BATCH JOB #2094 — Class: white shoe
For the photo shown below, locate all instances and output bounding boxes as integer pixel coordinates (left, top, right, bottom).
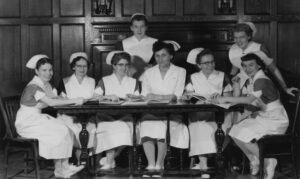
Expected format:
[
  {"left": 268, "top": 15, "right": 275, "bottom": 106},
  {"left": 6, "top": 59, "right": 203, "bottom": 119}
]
[
  {"left": 264, "top": 158, "right": 277, "bottom": 179},
  {"left": 201, "top": 173, "right": 210, "bottom": 178},
  {"left": 192, "top": 164, "right": 200, "bottom": 170},
  {"left": 100, "top": 164, "right": 113, "bottom": 170},
  {"left": 68, "top": 164, "right": 84, "bottom": 172},
  {"left": 192, "top": 163, "right": 208, "bottom": 171},
  {"left": 99, "top": 157, "right": 116, "bottom": 168}
]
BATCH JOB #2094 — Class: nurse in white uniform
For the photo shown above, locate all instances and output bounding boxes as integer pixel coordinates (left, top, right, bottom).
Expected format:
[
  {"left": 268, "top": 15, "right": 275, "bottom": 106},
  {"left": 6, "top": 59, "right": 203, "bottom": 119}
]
[
  {"left": 58, "top": 52, "right": 98, "bottom": 162},
  {"left": 229, "top": 22, "right": 296, "bottom": 96},
  {"left": 115, "top": 13, "right": 157, "bottom": 79},
  {"left": 15, "top": 55, "right": 84, "bottom": 178},
  {"left": 213, "top": 53, "right": 289, "bottom": 179},
  {"left": 184, "top": 48, "right": 232, "bottom": 171},
  {"left": 140, "top": 41, "right": 189, "bottom": 170},
  {"left": 94, "top": 51, "right": 138, "bottom": 169}
]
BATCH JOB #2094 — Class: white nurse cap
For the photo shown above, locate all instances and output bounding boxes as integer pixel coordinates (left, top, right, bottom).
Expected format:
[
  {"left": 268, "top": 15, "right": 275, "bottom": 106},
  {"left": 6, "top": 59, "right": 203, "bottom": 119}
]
[
  {"left": 26, "top": 54, "right": 49, "bottom": 69},
  {"left": 186, "top": 48, "right": 204, "bottom": 65},
  {"left": 106, "top": 50, "right": 124, "bottom": 65},
  {"left": 163, "top": 40, "right": 181, "bottom": 52},
  {"left": 131, "top": 13, "right": 146, "bottom": 20},
  {"left": 239, "top": 21, "right": 257, "bottom": 37},
  {"left": 69, "top": 52, "right": 88, "bottom": 64}
]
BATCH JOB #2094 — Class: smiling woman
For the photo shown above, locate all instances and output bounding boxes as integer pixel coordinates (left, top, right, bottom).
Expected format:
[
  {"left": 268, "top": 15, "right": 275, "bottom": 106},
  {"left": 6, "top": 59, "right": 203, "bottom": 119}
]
[{"left": 15, "top": 54, "right": 85, "bottom": 178}]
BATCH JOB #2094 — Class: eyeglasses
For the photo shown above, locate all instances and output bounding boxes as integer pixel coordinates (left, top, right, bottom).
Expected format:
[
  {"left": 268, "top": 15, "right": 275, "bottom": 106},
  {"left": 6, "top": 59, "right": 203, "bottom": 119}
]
[
  {"left": 200, "top": 61, "right": 215, "bottom": 65},
  {"left": 116, "top": 63, "right": 129, "bottom": 67},
  {"left": 75, "top": 65, "right": 88, "bottom": 68}
]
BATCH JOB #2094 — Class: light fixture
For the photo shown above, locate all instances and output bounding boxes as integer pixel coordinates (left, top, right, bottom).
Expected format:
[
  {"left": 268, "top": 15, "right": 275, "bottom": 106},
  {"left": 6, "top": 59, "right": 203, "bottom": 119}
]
[{"left": 94, "top": 0, "right": 113, "bottom": 15}]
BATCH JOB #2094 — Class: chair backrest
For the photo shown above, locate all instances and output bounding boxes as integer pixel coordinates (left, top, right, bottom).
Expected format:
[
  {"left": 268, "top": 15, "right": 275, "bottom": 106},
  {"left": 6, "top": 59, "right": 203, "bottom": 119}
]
[
  {"left": 0, "top": 95, "right": 21, "bottom": 139},
  {"left": 282, "top": 90, "right": 300, "bottom": 136}
]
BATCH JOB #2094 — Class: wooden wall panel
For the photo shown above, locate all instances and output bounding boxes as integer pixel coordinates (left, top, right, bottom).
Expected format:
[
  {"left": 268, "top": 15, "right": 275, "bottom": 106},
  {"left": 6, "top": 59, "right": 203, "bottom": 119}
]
[
  {"left": 278, "top": 0, "right": 300, "bottom": 15},
  {"left": 278, "top": 23, "right": 300, "bottom": 76},
  {"left": 60, "top": 0, "right": 84, "bottom": 17},
  {"left": 252, "top": 23, "right": 271, "bottom": 52},
  {"left": 152, "top": 0, "right": 176, "bottom": 16},
  {"left": 245, "top": 0, "right": 270, "bottom": 15},
  {"left": 0, "top": 0, "right": 20, "bottom": 17},
  {"left": 122, "top": 0, "right": 145, "bottom": 16},
  {"left": 183, "top": 0, "right": 213, "bottom": 15},
  {"left": 0, "top": 26, "right": 21, "bottom": 81},
  {"left": 28, "top": 0, "right": 52, "bottom": 17},
  {"left": 60, "top": 25, "right": 85, "bottom": 78}
]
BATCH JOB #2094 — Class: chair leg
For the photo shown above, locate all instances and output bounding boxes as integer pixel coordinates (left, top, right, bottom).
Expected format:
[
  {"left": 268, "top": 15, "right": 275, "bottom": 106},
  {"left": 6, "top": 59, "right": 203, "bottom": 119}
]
[
  {"left": 32, "top": 142, "right": 40, "bottom": 179},
  {"left": 292, "top": 143, "right": 299, "bottom": 179},
  {"left": 241, "top": 154, "right": 246, "bottom": 174},
  {"left": 24, "top": 151, "right": 29, "bottom": 173},
  {"left": 259, "top": 143, "right": 264, "bottom": 179},
  {"left": 4, "top": 142, "right": 9, "bottom": 179},
  {"left": 179, "top": 149, "right": 184, "bottom": 170}
]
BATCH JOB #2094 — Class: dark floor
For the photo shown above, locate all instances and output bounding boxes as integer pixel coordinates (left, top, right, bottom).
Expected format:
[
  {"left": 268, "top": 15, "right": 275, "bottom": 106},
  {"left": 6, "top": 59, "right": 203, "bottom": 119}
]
[{"left": 0, "top": 149, "right": 299, "bottom": 179}]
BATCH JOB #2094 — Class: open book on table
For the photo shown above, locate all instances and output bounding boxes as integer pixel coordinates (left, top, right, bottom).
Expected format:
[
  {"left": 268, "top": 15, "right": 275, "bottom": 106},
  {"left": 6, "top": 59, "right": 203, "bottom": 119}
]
[{"left": 147, "top": 99, "right": 171, "bottom": 105}]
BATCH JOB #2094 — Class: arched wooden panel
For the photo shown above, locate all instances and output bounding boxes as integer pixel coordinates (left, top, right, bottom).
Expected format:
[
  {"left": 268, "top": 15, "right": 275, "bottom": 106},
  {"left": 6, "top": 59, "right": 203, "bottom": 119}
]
[
  {"left": 121, "top": 0, "right": 145, "bottom": 16},
  {"left": 183, "top": 0, "right": 213, "bottom": 15},
  {"left": 60, "top": 24, "right": 85, "bottom": 78},
  {"left": 0, "top": 26, "right": 21, "bottom": 81},
  {"left": 0, "top": 0, "right": 20, "bottom": 17},
  {"left": 278, "top": 0, "right": 300, "bottom": 15},
  {"left": 152, "top": 0, "right": 176, "bottom": 16},
  {"left": 60, "top": 0, "right": 84, "bottom": 17},
  {"left": 28, "top": 0, "right": 52, "bottom": 17}
]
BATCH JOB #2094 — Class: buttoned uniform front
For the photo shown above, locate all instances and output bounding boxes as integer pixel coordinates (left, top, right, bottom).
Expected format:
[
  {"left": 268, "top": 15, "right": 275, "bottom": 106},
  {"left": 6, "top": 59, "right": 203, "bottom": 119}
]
[
  {"left": 229, "top": 70, "right": 289, "bottom": 143},
  {"left": 186, "top": 70, "right": 233, "bottom": 156},
  {"left": 140, "top": 64, "right": 189, "bottom": 149},
  {"left": 229, "top": 42, "right": 273, "bottom": 88},
  {"left": 94, "top": 73, "right": 138, "bottom": 153},
  {"left": 58, "top": 74, "right": 97, "bottom": 150},
  {"left": 15, "top": 76, "right": 73, "bottom": 159}
]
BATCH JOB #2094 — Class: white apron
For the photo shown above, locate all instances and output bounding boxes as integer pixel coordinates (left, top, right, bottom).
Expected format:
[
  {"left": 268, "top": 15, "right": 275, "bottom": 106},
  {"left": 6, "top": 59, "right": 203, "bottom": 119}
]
[
  {"left": 140, "top": 65, "right": 189, "bottom": 149},
  {"left": 94, "top": 74, "right": 137, "bottom": 153},
  {"left": 187, "top": 71, "right": 233, "bottom": 156},
  {"left": 60, "top": 74, "right": 97, "bottom": 149},
  {"left": 15, "top": 76, "right": 73, "bottom": 159}
]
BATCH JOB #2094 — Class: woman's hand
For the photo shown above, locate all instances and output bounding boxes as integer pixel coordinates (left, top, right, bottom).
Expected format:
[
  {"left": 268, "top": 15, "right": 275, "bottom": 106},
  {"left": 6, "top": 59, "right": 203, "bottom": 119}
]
[
  {"left": 105, "top": 95, "right": 120, "bottom": 102},
  {"left": 231, "top": 76, "right": 240, "bottom": 84},
  {"left": 73, "top": 97, "right": 85, "bottom": 106},
  {"left": 285, "top": 87, "right": 299, "bottom": 96},
  {"left": 210, "top": 93, "right": 220, "bottom": 99}
]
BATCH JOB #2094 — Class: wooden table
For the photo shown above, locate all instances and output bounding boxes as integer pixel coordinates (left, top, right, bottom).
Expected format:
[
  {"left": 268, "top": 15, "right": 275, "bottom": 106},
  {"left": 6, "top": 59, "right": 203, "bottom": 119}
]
[{"left": 53, "top": 102, "right": 244, "bottom": 178}]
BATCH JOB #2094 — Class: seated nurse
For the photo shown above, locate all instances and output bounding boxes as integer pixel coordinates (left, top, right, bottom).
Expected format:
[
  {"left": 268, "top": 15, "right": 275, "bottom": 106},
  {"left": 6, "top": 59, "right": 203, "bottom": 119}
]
[
  {"left": 94, "top": 51, "right": 139, "bottom": 169},
  {"left": 140, "top": 41, "right": 189, "bottom": 170},
  {"left": 212, "top": 53, "right": 289, "bottom": 179},
  {"left": 184, "top": 48, "right": 233, "bottom": 170},
  {"left": 15, "top": 55, "right": 85, "bottom": 178},
  {"left": 57, "top": 52, "right": 98, "bottom": 163}
]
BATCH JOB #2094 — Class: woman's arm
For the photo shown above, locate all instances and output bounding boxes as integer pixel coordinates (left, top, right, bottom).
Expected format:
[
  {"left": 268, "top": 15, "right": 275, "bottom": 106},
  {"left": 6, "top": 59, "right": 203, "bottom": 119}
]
[
  {"left": 217, "top": 95, "right": 256, "bottom": 104},
  {"left": 40, "top": 96, "right": 84, "bottom": 106}
]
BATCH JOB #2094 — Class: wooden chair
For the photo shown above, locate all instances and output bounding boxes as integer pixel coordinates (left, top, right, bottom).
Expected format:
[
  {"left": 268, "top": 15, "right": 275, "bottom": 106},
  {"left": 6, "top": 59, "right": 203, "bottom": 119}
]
[
  {"left": 257, "top": 90, "right": 300, "bottom": 179},
  {"left": 1, "top": 95, "right": 41, "bottom": 179}
]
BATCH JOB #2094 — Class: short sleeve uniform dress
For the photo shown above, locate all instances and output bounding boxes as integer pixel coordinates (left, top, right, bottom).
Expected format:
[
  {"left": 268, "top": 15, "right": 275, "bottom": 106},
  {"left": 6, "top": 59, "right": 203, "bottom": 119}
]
[
  {"left": 140, "top": 64, "right": 189, "bottom": 149},
  {"left": 186, "top": 70, "right": 232, "bottom": 156},
  {"left": 229, "top": 70, "right": 289, "bottom": 142},
  {"left": 15, "top": 76, "right": 73, "bottom": 159}
]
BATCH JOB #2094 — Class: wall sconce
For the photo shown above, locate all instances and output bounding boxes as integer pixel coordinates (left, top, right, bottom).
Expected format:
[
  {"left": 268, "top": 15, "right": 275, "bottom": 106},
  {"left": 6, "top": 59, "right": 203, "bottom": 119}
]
[{"left": 94, "top": 0, "right": 113, "bottom": 15}]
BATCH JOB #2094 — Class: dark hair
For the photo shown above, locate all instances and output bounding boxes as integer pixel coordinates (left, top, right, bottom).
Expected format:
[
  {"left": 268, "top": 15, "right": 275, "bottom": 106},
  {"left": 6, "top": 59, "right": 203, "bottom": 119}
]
[
  {"left": 36, "top": 58, "right": 53, "bottom": 70},
  {"left": 70, "top": 56, "right": 90, "bottom": 70},
  {"left": 130, "top": 14, "right": 148, "bottom": 26},
  {"left": 196, "top": 49, "right": 214, "bottom": 65},
  {"left": 111, "top": 52, "right": 131, "bottom": 65},
  {"left": 233, "top": 23, "right": 253, "bottom": 40},
  {"left": 152, "top": 41, "right": 175, "bottom": 56},
  {"left": 241, "top": 53, "right": 265, "bottom": 70}
]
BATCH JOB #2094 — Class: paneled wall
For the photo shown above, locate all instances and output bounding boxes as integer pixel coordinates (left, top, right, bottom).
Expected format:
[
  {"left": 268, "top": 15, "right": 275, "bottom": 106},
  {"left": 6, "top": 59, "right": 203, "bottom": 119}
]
[{"left": 1, "top": 0, "right": 300, "bottom": 147}]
